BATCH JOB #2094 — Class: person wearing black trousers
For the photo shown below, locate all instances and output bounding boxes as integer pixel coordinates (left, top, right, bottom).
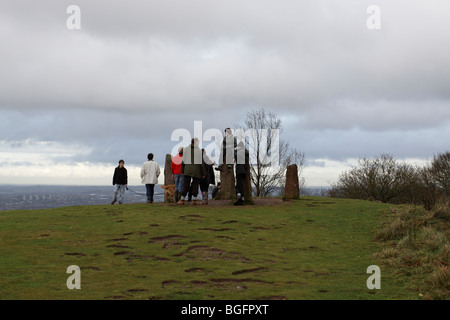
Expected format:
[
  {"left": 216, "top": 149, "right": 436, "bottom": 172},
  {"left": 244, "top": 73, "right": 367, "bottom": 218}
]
[
  {"left": 200, "top": 149, "right": 216, "bottom": 205},
  {"left": 111, "top": 159, "right": 128, "bottom": 205},
  {"left": 234, "top": 141, "right": 250, "bottom": 206}
]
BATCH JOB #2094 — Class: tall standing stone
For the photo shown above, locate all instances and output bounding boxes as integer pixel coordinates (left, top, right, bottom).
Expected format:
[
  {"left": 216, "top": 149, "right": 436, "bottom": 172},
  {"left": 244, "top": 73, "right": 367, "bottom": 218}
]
[
  {"left": 216, "top": 165, "right": 236, "bottom": 200},
  {"left": 283, "top": 164, "right": 300, "bottom": 200},
  {"left": 164, "top": 154, "right": 174, "bottom": 186},
  {"left": 164, "top": 154, "right": 175, "bottom": 203}
]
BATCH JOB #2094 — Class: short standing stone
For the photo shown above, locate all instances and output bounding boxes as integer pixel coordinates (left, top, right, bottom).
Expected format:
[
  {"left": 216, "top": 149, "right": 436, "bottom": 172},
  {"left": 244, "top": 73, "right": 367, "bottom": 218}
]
[
  {"left": 164, "top": 154, "right": 174, "bottom": 186},
  {"left": 283, "top": 164, "right": 299, "bottom": 200}
]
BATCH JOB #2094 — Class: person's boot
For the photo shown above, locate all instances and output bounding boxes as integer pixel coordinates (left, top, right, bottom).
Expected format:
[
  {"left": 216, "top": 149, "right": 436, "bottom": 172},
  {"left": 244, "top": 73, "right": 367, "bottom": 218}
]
[
  {"left": 202, "top": 191, "right": 208, "bottom": 205},
  {"left": 111, "top": 199, "right": 116, "bottom": 205},
  {"left": 233, "top": 197, "right": 244, "bottom": 206},
  {"left": 177, "top": 196, "right": 185, "bottom": 205}
]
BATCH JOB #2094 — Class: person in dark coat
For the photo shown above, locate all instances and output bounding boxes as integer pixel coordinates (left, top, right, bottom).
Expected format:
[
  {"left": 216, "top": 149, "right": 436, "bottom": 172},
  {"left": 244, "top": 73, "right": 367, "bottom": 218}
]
[
  {"left": 178, "top": 138, "right": 206, "bottom": 205},
  {"left": 216, "top": 128, "right": 237, "bottom": 173},
  {"left": 200, "top": 149, "right": 216, "bottom": 205},
  {"left": 111, "top": 159, "right": 128, "bottom": 205},
  {"left": 234, "top": 142, "right": 250, "bottom": 206}
]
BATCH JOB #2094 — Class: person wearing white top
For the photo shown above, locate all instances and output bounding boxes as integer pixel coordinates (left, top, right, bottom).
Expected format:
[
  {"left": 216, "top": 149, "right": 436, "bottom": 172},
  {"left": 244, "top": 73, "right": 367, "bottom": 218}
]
[{"left": 140, "top": 153, "right": 161, "bottom": 203}]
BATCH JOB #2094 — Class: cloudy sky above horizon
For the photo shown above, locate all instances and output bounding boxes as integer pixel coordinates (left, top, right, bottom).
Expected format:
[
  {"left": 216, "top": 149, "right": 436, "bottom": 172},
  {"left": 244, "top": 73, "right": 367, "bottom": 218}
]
[{"left": 0, "top": 0, "right": 449, "bottom": 186}]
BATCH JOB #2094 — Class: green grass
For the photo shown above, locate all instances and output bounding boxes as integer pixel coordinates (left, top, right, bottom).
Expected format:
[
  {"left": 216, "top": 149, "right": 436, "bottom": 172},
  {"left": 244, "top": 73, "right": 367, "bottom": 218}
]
[{"left": 0, "top": 197, "right": 419, "bottom": 300}]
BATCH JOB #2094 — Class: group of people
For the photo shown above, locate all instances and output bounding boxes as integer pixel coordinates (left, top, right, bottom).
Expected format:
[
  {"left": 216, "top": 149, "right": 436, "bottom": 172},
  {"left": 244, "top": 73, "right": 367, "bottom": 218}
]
[{"left": 111, "top": 128, "right": 250, "bottom": 206}]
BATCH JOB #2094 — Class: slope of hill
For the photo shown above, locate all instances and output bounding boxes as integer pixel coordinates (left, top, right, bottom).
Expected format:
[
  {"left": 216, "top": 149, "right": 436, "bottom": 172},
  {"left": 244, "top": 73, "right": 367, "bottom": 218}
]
[{"left": 0, "top": 197, "right": 419, "bottom": 300}]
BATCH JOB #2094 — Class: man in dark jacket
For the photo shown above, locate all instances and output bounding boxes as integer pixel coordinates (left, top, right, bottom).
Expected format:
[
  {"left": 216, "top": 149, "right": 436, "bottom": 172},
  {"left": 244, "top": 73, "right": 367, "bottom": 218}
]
[
  {"left": 216, "top": 128, "right": 237, "bottom": 173},
  {"left": 111, "top": 159, "right": 128, "bottom": 205},
  {"left": 178, "top": 138, "right": 206, "bottom": 205},
  {"left": 200, "top": 149, "right": 216, "bottom": 205},
  {"left": 234, "top": 142, "right": 250, "bottom": 206}
]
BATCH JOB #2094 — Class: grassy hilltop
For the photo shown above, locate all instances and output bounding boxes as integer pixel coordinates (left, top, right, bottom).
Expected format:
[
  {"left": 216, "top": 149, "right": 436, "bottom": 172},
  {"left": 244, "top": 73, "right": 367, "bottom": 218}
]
[{"left": 0, "top": 197, "right": 427, "bottom": 300}]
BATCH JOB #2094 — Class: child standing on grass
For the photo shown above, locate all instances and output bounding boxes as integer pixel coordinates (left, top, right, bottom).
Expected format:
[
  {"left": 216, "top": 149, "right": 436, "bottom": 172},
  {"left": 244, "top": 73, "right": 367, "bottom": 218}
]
[
  {"left": 111, "top": 159, "right": 128, "bottom": 205},
  {"left": 171, "top": 147, "right": 184, "bottom": 203}
]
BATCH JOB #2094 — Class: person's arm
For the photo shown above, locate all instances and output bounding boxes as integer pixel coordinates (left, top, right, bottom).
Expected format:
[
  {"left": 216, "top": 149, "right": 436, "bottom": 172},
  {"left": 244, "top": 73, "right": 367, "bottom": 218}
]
[
  {"left": 156, "top": 164, "right": 161, "bottom": 178},
  {"left": 113, "top": 168, "right": 117, "bottom": 185},
  {"left": 140, "top": 164, "right": 145, "bottom": 179},
  {"left": 125, "top": 168, "right": 128, "bottom": 186}
]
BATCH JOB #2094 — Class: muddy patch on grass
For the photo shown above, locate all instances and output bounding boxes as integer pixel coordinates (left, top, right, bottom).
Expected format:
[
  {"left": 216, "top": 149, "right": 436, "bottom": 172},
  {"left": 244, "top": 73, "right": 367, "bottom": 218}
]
[
  {"left": 104, "top": 295, "right": 127, "bottom": 300},
  {"left": 251, "top": 225, "right": 281, "bottom": 230},
  {"left": 81, "top": 266, "right": 102, "bottom": 271},
  {"left": 126, "top": 254, "right": 170, "bottom": 261},
  {"left": 257, "top": 295, "right": 287, "bottom": 300},
  {"left": 107, "top": 238, "right": 129, "bottom": 242},
  {"left": 190, "top": 280, "right": 209, "bottom": 286},
  {"left": 216, "top": 235, "right": 235, "bottom": 240},
  {"left": 175, "top": 245, "right": 250, "bottom": 262},
  {"left": 185, "top": 267, "right": 205, "bottom": 273},
  {"left": 179, "top": 214, "right": 204, "bottom": 219},
  {"left": 64, "top": 252, "right": 86, "bottom": 257},
  {"left": 231, "top": 267, "right": 268, "bottom": 275},
  {"left": 149, "top": 235, "right": 187, "bottom": 242},
  {"left": 198, "top": 228, "right": 232, "bottom": 232},
  {"left": 222, "top": 220, "right": 238, "bottom": 224},
  {"left": 39, "top": 234, "right": 50, "bottom": 237},
  {"left": 127, "top": 288, "right": 148, "bottom": 293},
  {"left": 149, "top": 234, "right": 188, "bottom": 250},
  {"left": 124, "top": 231, "right": 149, "bottom": 236},
  {"left": 210, "top": 278, "right": 273, "bottom": 284},
  {"left": 114, "top": 251, "right": 133, "bottom": 256},
  {"left": 149, "top": 224, "right": 159, "bottom": 227}
]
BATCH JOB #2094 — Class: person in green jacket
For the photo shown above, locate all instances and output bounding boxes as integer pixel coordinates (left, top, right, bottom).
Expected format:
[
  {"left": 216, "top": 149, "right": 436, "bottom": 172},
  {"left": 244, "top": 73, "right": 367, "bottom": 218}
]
[{"left": 177, "top": 137, "right": 206, "bottom": 205}]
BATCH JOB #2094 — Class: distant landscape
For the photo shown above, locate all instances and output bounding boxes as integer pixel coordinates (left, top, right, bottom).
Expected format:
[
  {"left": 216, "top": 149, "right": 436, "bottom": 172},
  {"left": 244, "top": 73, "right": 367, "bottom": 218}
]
[{"left": 0, "top": 185, "right": 331, "bottom": 211}]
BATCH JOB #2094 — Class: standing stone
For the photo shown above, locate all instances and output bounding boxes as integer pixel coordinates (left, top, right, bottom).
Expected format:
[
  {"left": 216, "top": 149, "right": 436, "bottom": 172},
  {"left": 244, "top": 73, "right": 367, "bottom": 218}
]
[
  {"left": 164, "top": 154, "right": 174, "bottom": 186},
  {"left": 216, "top": 165, "right": 236, "bottom": 200},
  {"left": 164, "top": 154, "right": 175, "bottom": 203},
  {"left": 283, "top": 164, "right": 300, "bottom": 200}
]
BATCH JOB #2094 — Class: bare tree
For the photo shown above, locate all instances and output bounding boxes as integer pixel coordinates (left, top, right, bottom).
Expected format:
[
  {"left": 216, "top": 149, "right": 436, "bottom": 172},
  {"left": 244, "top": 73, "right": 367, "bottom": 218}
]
[
  {"left": 330, "top": 154, "right": 417, "bottom": 203},
  {"left": 429, "top": 151, "right": 450, "bottom": 196},
  {"left": 235, "top": 108, "right": 305, "bottom": 197}
]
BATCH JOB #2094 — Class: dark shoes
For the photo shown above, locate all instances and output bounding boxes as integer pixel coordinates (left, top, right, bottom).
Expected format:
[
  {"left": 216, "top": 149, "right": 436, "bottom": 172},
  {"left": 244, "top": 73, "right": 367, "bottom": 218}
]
[
  {"left": 233, "top": 198, "right": 244, "bottom": 206},
  {"left": 111, "top": 200, "right": 116, "bottom": 205}
]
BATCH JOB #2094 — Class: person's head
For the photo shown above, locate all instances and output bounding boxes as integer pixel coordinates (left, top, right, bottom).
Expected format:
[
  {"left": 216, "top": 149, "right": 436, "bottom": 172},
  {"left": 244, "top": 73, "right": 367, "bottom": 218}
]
[
  {"left": 178, "top": 147, "right": 183, "bottom": 155},
  {"left": 118, "top": 159, "right": 125, "bottom": 168},
  {"left": 191, "top": 137, "right": 199, "bottom": 147},
  {"left": 225, "top": 128, "right": 232, "bottom": 136},
  {"left": 147, "top": 153, "right": 154, "bottom": 161},
  {"left": 217, "top": 182, "right": 221, "bottom": 188}
]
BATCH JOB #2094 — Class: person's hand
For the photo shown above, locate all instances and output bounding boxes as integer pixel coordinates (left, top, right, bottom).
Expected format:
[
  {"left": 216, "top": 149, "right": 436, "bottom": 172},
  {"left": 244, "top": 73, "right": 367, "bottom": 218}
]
[
  {"left": 202, "top": 176, "right": 205, "bottom": 179},
  {"left": 172, "top": 174, "right": 174, "bottom": 180}
]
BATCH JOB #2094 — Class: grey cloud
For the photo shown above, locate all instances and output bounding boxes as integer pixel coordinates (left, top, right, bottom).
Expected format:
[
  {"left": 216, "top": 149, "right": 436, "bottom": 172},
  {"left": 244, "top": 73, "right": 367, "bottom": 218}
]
[{"left": 0, "top": 0, "right": 449, "bottom": 170}]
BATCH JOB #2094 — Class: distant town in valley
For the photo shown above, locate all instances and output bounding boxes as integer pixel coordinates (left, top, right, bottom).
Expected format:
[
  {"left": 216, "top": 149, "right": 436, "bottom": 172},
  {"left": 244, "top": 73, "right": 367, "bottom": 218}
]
[{"left": 0, "top": 185, "right": 330, "bottom": 211}]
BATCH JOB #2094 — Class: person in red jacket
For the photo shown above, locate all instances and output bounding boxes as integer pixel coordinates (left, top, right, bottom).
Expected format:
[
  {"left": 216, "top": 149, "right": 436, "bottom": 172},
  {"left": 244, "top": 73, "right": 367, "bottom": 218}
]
[{"left": 171, "top": 147, "right": 184, "bottom": 202}]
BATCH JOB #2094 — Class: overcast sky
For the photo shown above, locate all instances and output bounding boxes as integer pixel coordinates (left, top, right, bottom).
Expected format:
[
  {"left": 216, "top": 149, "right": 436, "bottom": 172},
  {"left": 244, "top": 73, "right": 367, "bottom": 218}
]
[{"left": 0, "top": 0, "right": 449, "bottom": 186}]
